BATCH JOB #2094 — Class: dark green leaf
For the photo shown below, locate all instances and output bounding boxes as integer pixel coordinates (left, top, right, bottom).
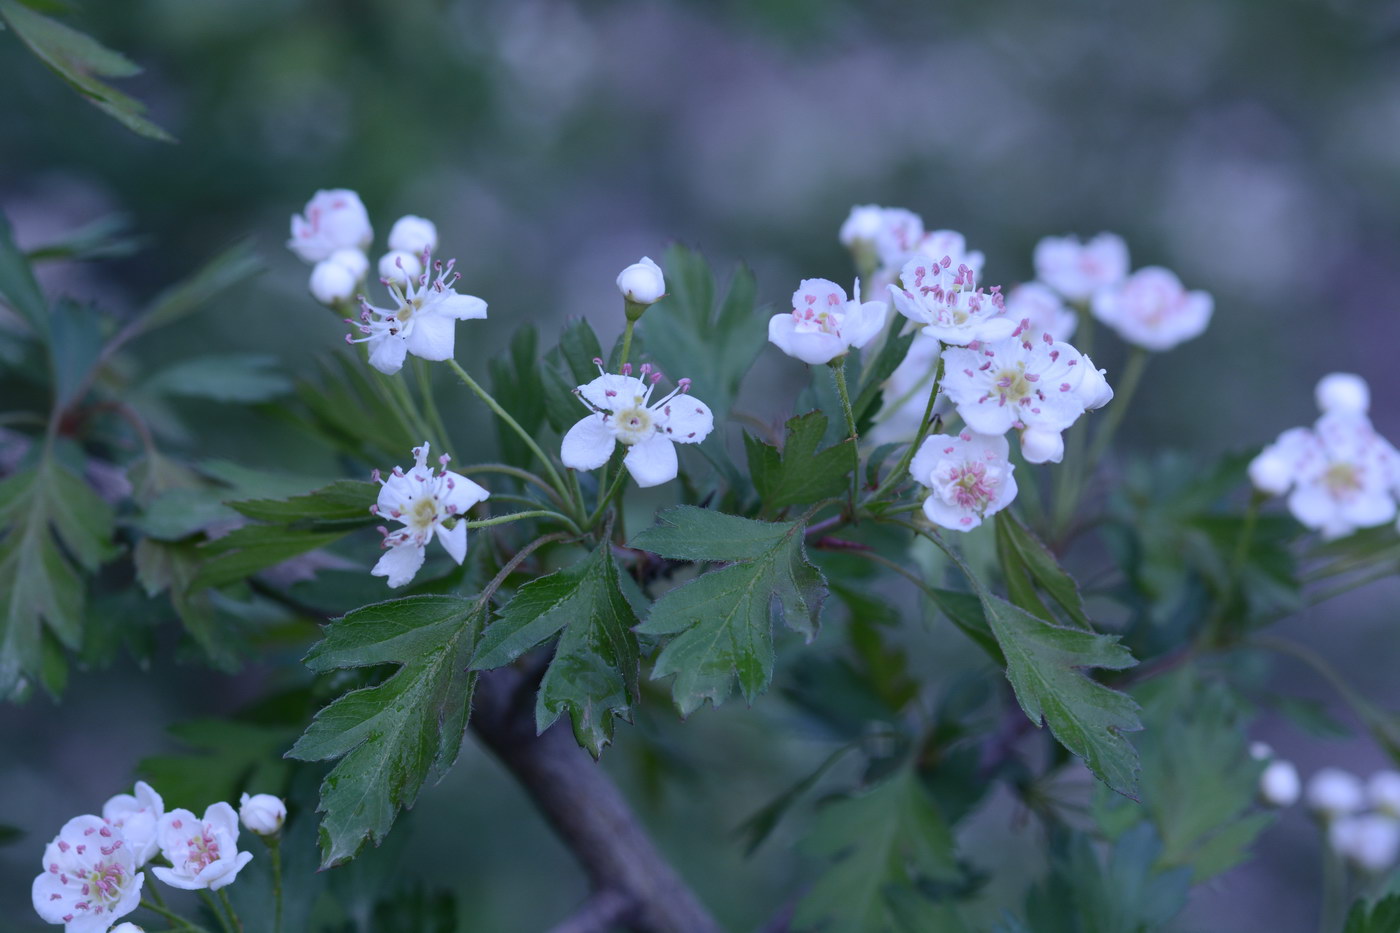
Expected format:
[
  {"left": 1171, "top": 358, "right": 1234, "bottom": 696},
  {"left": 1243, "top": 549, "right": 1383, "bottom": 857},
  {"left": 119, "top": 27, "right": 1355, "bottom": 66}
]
[
  {"left": 543, "top": 317, "right": 604, "bottom": 433},
  {"left": 131, "top": 487, "right": 239, "bottom": 541},
  {"left": 632, "top": 507, "right": 827, "bottom": 714},
  {"left": 191, "top": 525, "right": 348, "bottom": 591},
  {"left": 736, "top": 745, "right": 850, "bottom": 855},
  {"left": 995, "top": 512, "right": 1092, "bottom": 630},
  {"left": 745, "top": 410, "right": 852, "bottom": 513},
  {"left": 47, "top": 298, "right": 105, "bottom": 407},
  {"left": 23, "top": 214, "right": 141, "bottom": 262},
  {"left": 851, "top": 326, "right": 916, "bottom": 431},
  {"left": 1344, "top": 894, "right": 1400, "bottom": 933},
  {"left": 489, "top": 325, "right": 547, "bottom": 466},
  {"left": 0, "top": 211, "right": 47, "bottom": 334},
  {"left": 139, "top": 719, "right": 296, "bottom": 810},
  {"left": 128, "top": 240, "right": 261, "bottom": 339},
  {"left": 228, "top": 480, "right": 377, "bottom": 530},
  {"left": 145, "top": 353, "right": 292, "bottom": 403}
]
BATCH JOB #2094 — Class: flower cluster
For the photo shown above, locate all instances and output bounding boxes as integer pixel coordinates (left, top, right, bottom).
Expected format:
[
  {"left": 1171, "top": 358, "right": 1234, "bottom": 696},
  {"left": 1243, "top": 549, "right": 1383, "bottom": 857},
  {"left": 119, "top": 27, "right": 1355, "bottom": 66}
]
[
  {"left": 1250, "top": 373, "right": 1400, "bottom": 539},
  {"left": 32, "top": 782, "right": 279, "bottom": 932},
  {"left": 1304, "top": 766, "right": 1400, "bottom": 875}
]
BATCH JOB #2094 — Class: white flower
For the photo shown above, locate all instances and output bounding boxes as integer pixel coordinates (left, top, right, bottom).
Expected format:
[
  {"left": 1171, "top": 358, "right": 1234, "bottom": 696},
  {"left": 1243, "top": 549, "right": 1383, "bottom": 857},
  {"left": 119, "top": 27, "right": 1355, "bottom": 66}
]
[
  {"left": 839, "top": 204, "right": 885, "bottom": 248},
  {"left": 378, "top": 249, "right": 424, "bottom": 285},
  {"left": 370, "top": 443, "right": 489, "bottom": 588},
  {"left": 561, "top": 364, "right": 714, "bottom": 488},
  {"left": 32, "top": 814, "right": 144, "bottom": 933},
  {"left": 101, "top": 782, "right": 163, "bottom": 867},
  {"left": 1091, "top": 266, "right": 1213, "bottom": 352},
  {"left": 911, "top": 229, "right": 985, "bottom": 277},
  {"left": 1249, "top": 741, "right": 1274, "bottom": 761},
  {"left": 1285, "top": 414, "right": 1397, "bottom": 539},
  {"left": 111, "top": 925, "right": 144, "bottom": 933},
  {"left": 1260, "top": 760, "right": 1301, "bottom": 808},
  {"left": 1330, "top": 814, "right": 1400, "bottom": 874},
  {"left": 1033, "top": 233, "right": 1129, "bottom": 302},
  {"left": 940, "top": 333, "right": 1090, "bottom": 464},
  {"left": 616, "top": 256, "right": 666, "bottom": 305},
  {"left": 1004, "top": 282, "right": 1078, "bottom": 345},
  {"left": 238, "top": 794, "right": 286, "bottom": 837},
  {"left": 1369, "top": 772, "right": 1400, "bottom": 818},
  {"left": 310, "top": 258, "right": 358, "bottom": 306},
  {"left": 387, "top": 215, "right": 438, "bottom": 255},
  {"left": 889, "top": 256, "right": 1015, "bottom": 346},
  {"left": 1316, "top": 372, "right": 1370, "bottom": 415},
  {"left": 152, "top": 804, "right": 253, "bottom": 892},
  {"left": 1307, "top": 767, "right": 1365, "bottom": 820},
  {"left": 872, "top": 208, "right": 924, "bottom": 270},
  {"left": 288, "top": 189, "right": 373, "bottom": 264},
  {"left": 869, "top": 334, "right": 948, "bottom": 446},
  {"left": 908, "top": 431, "right": 1018, "bottom": 531},
  {"left": 768, "top": 278, "right": 888, "bottom": 365},
  {"left": 348, "top": 251, "right": 488, "bottom": 375},
  {"left": 1249, "top": 427, "right": 1318, "bottom": 496}
]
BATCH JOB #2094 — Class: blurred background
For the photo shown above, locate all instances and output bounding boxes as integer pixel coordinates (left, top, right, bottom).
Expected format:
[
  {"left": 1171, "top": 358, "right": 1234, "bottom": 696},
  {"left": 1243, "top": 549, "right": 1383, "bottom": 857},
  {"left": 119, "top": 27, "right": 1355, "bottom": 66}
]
[{"left": 3, "top": 0, "right": 1400, "bottom": 929}]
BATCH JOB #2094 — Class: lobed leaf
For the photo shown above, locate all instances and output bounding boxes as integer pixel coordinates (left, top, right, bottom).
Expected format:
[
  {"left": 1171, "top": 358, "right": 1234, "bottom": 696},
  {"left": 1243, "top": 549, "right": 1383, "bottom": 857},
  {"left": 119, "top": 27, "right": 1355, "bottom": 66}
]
[{"left": 744, "top": 410, "right": 852, "bottom": 513}]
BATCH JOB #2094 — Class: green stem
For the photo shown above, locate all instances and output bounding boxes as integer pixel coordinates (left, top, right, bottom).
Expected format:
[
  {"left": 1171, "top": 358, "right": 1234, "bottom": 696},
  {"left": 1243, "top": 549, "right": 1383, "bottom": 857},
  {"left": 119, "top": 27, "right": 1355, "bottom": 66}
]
[
  {"left": 141, "top": 897, "right": 198, "bottom": 931},
  {"left": 1254, "top": 635, "right": 1400, "bottom": 755},
  {"left": 1321, "top": 839, "right": 1345, "bottom": 933},
  {"left": 459, "top": 463, "right": 564, "bottom": 505},
  {"left": 199, "top": 891, "right": 235, "bottom": 933},
  {"left": 1085, "top": 347, "right": 1149, "bottom": 465},
  {"left": 586, "top": 461, "right": 630, "bottom": 530},
  {"left": 478, "top": 532, "right": 571, "bottom": 606},
  {"left": 218, "top": 888, "right": 244, "bottom": 933},
  {"left": 1202, "top": 493, "right": 1263, "bottom": 646},
  {"left": 830, "top": 358, "right": 860, "bottom": 513},
  {"left": 413, "top": 358, "right": 453, "bottom": 449},
  {"left": 868, "top": 355, "right": 944, "bottom": 505},
  {"left": 465, "top": 509, "right": 580, "bottom": 535},
  {"left": 269, "top": 834, "right": 283, "bottom": 933},
  {"left": 618, "top": 320, "right": 636, "bottom": 369}
]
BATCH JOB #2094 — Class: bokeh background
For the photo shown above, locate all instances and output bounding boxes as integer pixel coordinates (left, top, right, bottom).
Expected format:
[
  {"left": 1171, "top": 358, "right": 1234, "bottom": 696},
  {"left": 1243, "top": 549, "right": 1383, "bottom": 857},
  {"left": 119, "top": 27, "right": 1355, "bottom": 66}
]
[{"left": 3, "top": 0, "right": 1400, "bottom": 930}]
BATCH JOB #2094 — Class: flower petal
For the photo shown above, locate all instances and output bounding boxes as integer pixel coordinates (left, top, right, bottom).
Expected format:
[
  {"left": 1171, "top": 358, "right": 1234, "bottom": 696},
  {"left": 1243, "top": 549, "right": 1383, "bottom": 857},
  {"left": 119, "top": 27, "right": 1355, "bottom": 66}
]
[
  {"left": 439, "top": 471, "right": 490, "bottom": 515},
  {"left": 440, "top": 293, "right": 488, "bottom": 320},
  {"left": 371, "top": 542, "right": 427, "bottom": 588},
  {"left": 368, "top": 334, "right": 409, "bottom": 375},
  {"left": 405, "top": 312, "right": 456, "bottom": 362},
  {"left": 561, "top": 414, "right": 616, "bottom": 471},
  {"left": 206, "top": 851, "right": 254, "bottom": 891},
  {"left": 624, "top": 434, "right": 679, "bottom": 487},
  {"left": 579, "top": 374, "right": 648, "bottom": 412},
  {"left": 657, "top": 394, "right": 713, "bottom": 445},
  {"left": 844, "top": 300, "right": 889, "bottom": 349},
  {"left": 435, "top": 521, "right": 468, "bottom": 565}
]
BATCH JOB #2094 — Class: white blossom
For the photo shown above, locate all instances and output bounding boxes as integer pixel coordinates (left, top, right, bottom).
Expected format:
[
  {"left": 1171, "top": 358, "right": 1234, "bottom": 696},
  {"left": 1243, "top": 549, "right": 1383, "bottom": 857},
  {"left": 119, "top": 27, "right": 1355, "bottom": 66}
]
[
  {"left": 1307, "top": 767, "right": 1365, "bottom": 820},
  {"left": 889, "top": 256, "right": 1015, "bottom": 346},
  {"left": 616, "top": 256, "right": 666, "bottom": 305},
  {"left": 561, "top": 364, "right": 713, "bottom": 488},
  {"left": 1090, "top": 266, "right": 1213, "bottom": 352},
  {"left": 348, "top": 251, "right": 488, "bottom": 375},
  {"left": 1249, "top": 426, "right": 1318, "bottom": 497},
  {"left": 288, "top": 189, "right": 372, "bottom": 264},
  {"left": 1330, "top": 814, "right": 1400, "bottom": 874},
  {"left": 1004, "top": 282, "right": 1077, "bottom": 345},
  {"left": 909, "top": 431, "right": 1018, "bottom": 531},
  {"left": 310, "top": 258, "right": 359, "bottom": 306},
  {"left": 1249, "top": 741, "right": 1274, "bottom": 761},
  {"left": 1074, "top": 355, "right": 1114, "bottom": 412},
  {"left": 1369, "top": 772, "right": 1400, "bottom": 818},
  {"left": 1316, "top": 372, "right": 1370, "bottom": 415},
  {"left": 768, "top": 278, "right": 887, "bottom": 365},
  {"left": 370, "top": 443, "right": 489, "bottom": 588},
  {"left": 378, "top": 249, "right": 423, "bottom": 285},
  {"left": 387, "top": 215, "right": 438, "bottom": 255},
  {"left": 1033, "top": 233, "right": 1129, "bottom": 302},
  {"left": 940, "top": 332, "right": 1091, "bottom": 464},
  {"left": 839, "top": 204, "right": 885, "bottom": 248},
  {"left": 32, "top": 815, "right": 144, "bottom": 933},
  {"left": 101, "top": 782, "right": 163, "bottom": 868},
  {"left": 238, "top": 794, "right": 285, "bottom": 837},
  {"left": 1260, "top": 760, "right": 1301, "bottom": 808},
  {"left": 872, "top": 208, "right": 924, "bottom": 270},
  {"left": 152, "top": 804, "right": 253, "bottom": 892},
  {"left": 1277, "top": 414, "right": 1397, "bottom": 539}
]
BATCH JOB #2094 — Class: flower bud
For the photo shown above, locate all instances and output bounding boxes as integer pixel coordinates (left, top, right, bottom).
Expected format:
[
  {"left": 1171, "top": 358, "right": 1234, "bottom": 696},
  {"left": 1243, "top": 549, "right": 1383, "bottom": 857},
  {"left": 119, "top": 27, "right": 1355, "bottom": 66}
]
[
  {"left": 617, "top": 256, "right": 665, "bottom": 308},
  {"left": 1020, "top": 427, "right": 1065, "bottom": 465},
  {"left": 388, "top": 215, "right": 438, "bottom": 255},
  {"left": 839, "top": 205, "right": 885, "bottom": 248},
  {"left": 1330, "top": 814, "right": 1400, "bottom": 874},
  {"left": 1307, "top": 767, "right": 1364, "bottom": 820},
  {"left": 310, "top": 258, "right": 359, "bottom": 306},
  {"left": 1315, "top": 373, "right": 1369, "bottom": 415},
  {"left": 1259, "top": 759, "right": 1301, "bottom": 807},
  {"left": 239, "top": 792, "right": 286, "bottom": 836},
  {"left": 1369, "top": 771, "right": 1400, "bottom": 818},
  {"left": 379, "top": 250, "right": 424, "bottom": 285},
  {"left": 112, "top": 925, "right": 146, "bottom": 933},
  {"left": 1249, "top": 741, "right": 1274, "bottom": 761},
  {"left": 328, "top": 247, "right": 369, "bottom": 283}
]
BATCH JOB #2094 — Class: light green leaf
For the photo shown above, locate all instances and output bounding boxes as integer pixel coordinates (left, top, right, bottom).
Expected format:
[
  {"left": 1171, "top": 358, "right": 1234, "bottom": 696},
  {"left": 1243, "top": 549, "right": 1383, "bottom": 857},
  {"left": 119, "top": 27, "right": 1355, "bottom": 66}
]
[
  {"left": 631, "top": 506, "right": 826, "bottom": 715},
  {"left": 745, "top": 410, "right": 852, "bottom": 513},
  {"left": 288, "top": 595, "right": 485, "bottom": 866},
  {"left": 145, "top": 353, "right": 292, "bottom": 403},
  {"left": 190, "top": 524, "right": 347, "bottom": 592},
  {"left": 471, "top": 543, "right": 639, "bottom": 757}
]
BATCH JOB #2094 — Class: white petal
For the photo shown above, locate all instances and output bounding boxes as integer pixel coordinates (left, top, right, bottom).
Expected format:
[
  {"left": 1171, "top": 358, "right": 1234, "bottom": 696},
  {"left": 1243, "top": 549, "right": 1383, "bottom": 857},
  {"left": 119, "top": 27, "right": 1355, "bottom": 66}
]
[
  {"left": 32, "top": 872, "right": 70, "bottom": 923},
  {"left": 579, "top": 374, "right": 648, "bottom": 411},
  {"left": 435, "top": 521, "right": 468, "bottom": 564},
  {"left": 439, "top": 471, "right": 490, "bottom": 514},
  {"left": 152, "top": 864, "right": 204, "bottom": 891},
  {"left": 206, "top": 851, "right": 254, "bottom": 891},
  {"left": 657, "top": 394, "right": 714, "bottom": 445},
  {"left": 204, "top": 802, "right": 240, "bottom": 838},
  {"left": 440, "top": 293, "right": 488, "bottom": 320},
  {"left": 624, "top": 434, "right": 679, "bottom": 487},
  {"left": 844, "top": 301, "right": 889, "bottom": 349},
  {"left": 924, "top": 494, "right": 982, "bottom": 531},
  {"left": 368, "top": 335, "right": 409, "bottom": 375},
  {"left": 908, "top": 436, "right": 944, "bottom": 488},
  {"left": 561, "top": 414, "right": 616, "bottom": 471},
  {"left": 1020, "top": 427, "right": 1065, "bottom": 464},
  {"left": 371, "top": 543, "right": 427, "bottom": 588},
  {"left": 405, "top": 313, "right": 456, "bottom": 362}
]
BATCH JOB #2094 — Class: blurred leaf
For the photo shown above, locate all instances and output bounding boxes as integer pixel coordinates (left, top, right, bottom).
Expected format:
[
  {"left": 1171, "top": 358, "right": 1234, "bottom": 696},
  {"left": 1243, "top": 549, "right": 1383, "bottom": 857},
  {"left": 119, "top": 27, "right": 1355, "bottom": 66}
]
[
  {"left": 139, "top": 719, "right": 296, "bottom": 810},
  {"left": 644, "top": 244, "right": 765, "bottom": 418},
  {"left": 489, "top": 325, "right": 548, "bottom": 466},
  {"left": 0, "top": 824, "right": 21, "bottom": 846},
  {"left": 133, "top": 537, "right": 238, "bottom": 668},
  {"left": 995, "top": 511, "right": 1092, "bottom": 630},
  {"left": 126, "top": 240, "right": 261, "bottom": 340},
  {"left": 23, "top": 214, "right": 142, "bottom": 262},
  {"left": 542, "top": 317, "right": 604, "bottom": 433},
  {"left": 736, "top": 745, "right": 850, "bottom": 855},
  {"left": 793, "top": 766, "right": 961, "bottom": 933},
  {"left": 1267, "top": 693, "right": 1352, "bottom": 739},
  {"left": 0, "top": 0, "right": 174, "bottom": 141},
  {"left": 227, "top": 480, "right": 377, "bottom": 530},
  {"left": 131, "top": 487, "right": 238, "bottom": 541},
  {"left": 471, "top": 542, "right": 639, "bottom": 757},
  {"left": 632, "top": 506, "right": 827, "bottom": 715},
  {"left": 0, "top": 211, "right": 47, "bottom": 335},
  {"left": 745, "top": 410, "right": 852, "bottom": 514},
  {"left": 287, "top": 356, "right": 422, "bottom": 464},
  {"left": 288, "top": 595, "right": 485, "bottom": 867},
  {"left": 1344, "top": 894, "right": 1400, "bottom": 933},
  {"left": 982, "top": 593, "right": 1141, "bottom": 796},
  {"left": 191, "top": 524, "right": 347, "bottom": 591},
  {"left": 47, "top": 298, "right": 105, "bottom": 407},
  {"left": 145, "top": 353, "right": 292, "bottom": 403}
]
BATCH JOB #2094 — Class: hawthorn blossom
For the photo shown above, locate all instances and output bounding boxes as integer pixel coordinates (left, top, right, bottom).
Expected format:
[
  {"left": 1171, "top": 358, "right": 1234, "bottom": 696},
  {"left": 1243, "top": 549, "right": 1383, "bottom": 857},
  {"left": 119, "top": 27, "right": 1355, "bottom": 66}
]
[
  {"left": 387, "top": 215, "right": 438, "bottom": 255},
  {"left": 1003, "top": 282, "right": 1077, "bottom": 345},
  {"left": 1033, "top": 233, "right": 1128, "bottom": 302},
  {"left": 370, "top": 443, "right": 489, "bottom": 588},
  {"left": 768, "top": 278, "right": 887, "bottom": 365},
  {"left": 288, "top": 189, "right": 372, "bottom": 264},
  {"left": 908, "top": 431, "right": 1018, "bottom": 531},
  {"left": 152, "top": 804, "right": 253, "bottom": 891},
  {"left": 101, "top": 782, "right": 163, "bottom": 867},
  {"left": 238, "top": 794, "right": 285, "bottom": 837},
  {"left": 32, "top": 815, "right": 144, "bottom": 933},
  {"left": 617, "top": 257, "right": 666, "bottom": 305},
  {"left": 1316, "top": 372, "right": 1370, "bottom": 415},
  {"left": 309, "top": 249, "right": 369, "bottom": 306},
  {"left": 378, "top": 249, "right": 423, "bottom": 285},
  {"left": 561, "top": 364, "right": 714, "bottom": 488},
  {"left": 1308, "top": 768, "right": 1365, "bottom": 821},
  {"left": 347, "top": 250, "right": 488, "bottom": 375},
  {"left": 1260, "top": 759, "right": 1301, "bottom": 808},
  {"left": 839, "top": 204, "right": 886, "bottom": 249},
  {"left": 912, "top": 229, "right": 985, "bottom": 276},
  {"left": 940, "top": 332, "right": 1091, "bottom": 464},
  {"left": 1331, "top": 814, "right": 1400, "bottom": 874},
  {"left": 1090, "top": 266, "right": 1213, "bottom": 352},
  {"left": 1370, "top": 772, "right": 1400, "bottom": 818},
  {"left": 872, "top": 208, "right": 924, "bottom": 270},
  {"left": 889, "top": 256, "right": 1015, "bottom": 346}
]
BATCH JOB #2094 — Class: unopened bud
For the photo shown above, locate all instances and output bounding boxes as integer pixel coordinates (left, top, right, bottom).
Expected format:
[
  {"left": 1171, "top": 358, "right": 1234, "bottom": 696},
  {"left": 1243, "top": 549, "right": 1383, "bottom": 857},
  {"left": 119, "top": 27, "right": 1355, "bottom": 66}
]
[
  {"left": 1260, "top": 759, "right": 1301, "bottom": 807},
  {"left": 1020, "top": 427, "right": 1065, "bottom": 465},
  {"left": 1315, "top": 373, "right": 1369, "bottom": 415},
  {"left": 379, "top": 250, "right": 423, "bottom": 285},
  {"left": 617, "top": 256, "right": 665, "bottom": 312},
  {"left": 239, "top": 793, "right": 286, "bottom": 837},
  {"left": 310, "top": 258, "right": 358, "bottom": 305},
  {"left": 388, "top": 215, "right": 438, "bottom": 255}
]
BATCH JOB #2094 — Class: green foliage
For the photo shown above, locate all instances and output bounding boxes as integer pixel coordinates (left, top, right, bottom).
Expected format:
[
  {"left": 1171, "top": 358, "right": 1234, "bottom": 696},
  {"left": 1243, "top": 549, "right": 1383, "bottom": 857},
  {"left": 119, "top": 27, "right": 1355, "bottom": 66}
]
[
  {"left": 489, "top": 325, "right": 548, "bottom": 465},
  {"left": 288, "top": 595, "right": 486, "bottom": 867},
  {"left": 793, "top": 767, "right": 961, "bottom": 933},
  {"left": 1344, "top": 895, "right": 1400, "bottom": 933},
  {"left": 982, "top": 593, "right": 1141, "bottom": 796},
  {"left": 471, "top": 543, "right": 640, "bottom": 757},
  {"left": 139, "top": 719, "right": 297, "bottom": 810},
  {"left": 745, "top": 410, "right": 852, "bottom": 514},
  {"left": 850, "top": 326, "right": 916, "bottom": 432},
  {"left": 631, "top": 506, "right": 826, "bottom": 715},
  {"left": 145, "top": 353, "right": 292, "bottom": 403},
  {"left": 0, "top": 211, "right": 48, "bottom": 335},
  {"left": 996, "top": 512, "right": 1092, "bottom": 630}
]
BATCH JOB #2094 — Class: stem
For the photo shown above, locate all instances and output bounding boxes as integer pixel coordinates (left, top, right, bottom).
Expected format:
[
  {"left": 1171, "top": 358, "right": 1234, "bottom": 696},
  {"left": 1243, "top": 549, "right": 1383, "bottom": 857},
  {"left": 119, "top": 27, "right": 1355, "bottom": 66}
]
[
  {"left": 1202, "top": 493, "right": 1262, "bottom": 647},
  {"left": 218, "top": 888, "right": 244, "bottom": 933},
  {"left": 1254, "top": 635, "right": 1400, "bottom": 755},
  {"left": 586, "top": 462, "right": 630, "bottom": 530},
  {"left": 829, "top": 358, "right": 860, "bottom": 513},
  {"left": 479, "top": 532, "right": 572, "bottom": 606},
  {"left": 1320, "top": 839, "right": 1345, "bottom": 933},
  {"left": 445, "top": 359, "right": 570, "bottom": 503},
  {"left": 141, "top": 897, "right": 197, "bottom": 931},
  {"left": 466, "top": 510, "right": 581, "bottom": 536},
  {"left": 460, "top": 463, "right": 565, "bottom": 505},
  {"left": 618, "top": 320, "right": 636, "bottom": 370},
  {"left": 868, "top": 356, "right": 944, "bottom": 504},
  {"left": 268, "top": 834, "right": 283, "bottom": 933},
  {"left": 1085, "top": 347, "right": 1149, "bottom": 465},
  {"left": 413, "top": 357, "right": 453, "bottom": 450},
  {"left": 199, "top": 891, "right": 235, "bottom": 933}
]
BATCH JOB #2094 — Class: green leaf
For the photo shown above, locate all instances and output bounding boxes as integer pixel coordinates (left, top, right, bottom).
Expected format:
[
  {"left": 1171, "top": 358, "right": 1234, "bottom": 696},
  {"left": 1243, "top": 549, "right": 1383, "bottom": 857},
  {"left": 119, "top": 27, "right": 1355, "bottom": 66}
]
[
  {"left": 488, "top": 325, "right": 547, "bottom": 466},
  {"left": 793, "top": 767, "right": 961, "bottom": 933},
  {"left": 0, "top": 824, "right": 22, "bottom": 846},
  {"left": 471, "top": 543, "right": 640, "bottom": 757},
  {"left": 631, "top": 507, "right": 827, "bottom": 715},
  {"left": 23, "top": 214, "right": 141, "bottom": 263},
  {"left": 127, "top": 240, "right": 261, "bottom": 339},
  {"left": 190, "top": 524, "right": 347, "bottom": 592},
  {"left": 644, "top": 244, "right": 765, "bottom": 418},
  {"left": 1344, "top": 894, "right": 1400, "bottom": 933},
  {"left": 289, "top": 356, "right": 422, "bottom": 464},
  {"left": 145, "top": 353, "right": 292, "bottom": 403},
  {"left": 228, "top": 480, "right": 377, "bottom": 530},
  {"left": 0, "top": 0, "right": 175, "bottom": 141},
  {"left": 0, "top": 211, "right": 47, "bottom": 335},
  {"left": 995, "top": 512, "right": 1092, "bottom": 630},
  {"left": 736, "top": 745, "right": 850, "bottom": 855},
  {"left": 47, "top": 298, "right": 105, "bottom": 406},
  {"left": 131, "top": 487, "right": 239, "bottom": 541},
  {"left": 543, "top": 317, "right": 604, "bottom": 434},
  {"left": 139, "top": 719, "right": 296, "bottom": 810},
  {"left": 982, "top": 593, "right": 1141, "bottom": 796},
  {"left": 288, "top": 595, "right": 485, "bottom": 866},
  {"left": 851, "top": 326, "right": 916, "bottom": 431},
  {"left": 745, "top": 410, "right": 852, "bottom": 513}
]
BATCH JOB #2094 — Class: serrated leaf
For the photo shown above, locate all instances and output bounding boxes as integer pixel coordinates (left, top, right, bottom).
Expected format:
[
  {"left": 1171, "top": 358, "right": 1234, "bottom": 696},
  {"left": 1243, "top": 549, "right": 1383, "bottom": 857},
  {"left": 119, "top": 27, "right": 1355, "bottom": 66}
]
[
  {"left": 471, "top": 543, "right": 639, "bottom": 756},
  {"left": 48, "top": 298, "right": 105, "bottom": 407},
  {"left": 488, "top": 325, "right": 547, "bottom": 465},
  {"left": 288, "top": 595, "right": 485, "bottom": 866},
  {"left": 631, "top": 507, "right": 826, "bottom": 715},
  {"left": 793, "top": 767, "right": 960, "bottom": 933},
  {"left": 191, "top": 525, "right": 347, "bottom": 592},
  {"left": 745, "top": 410, "right": 852, "bottom": 513},
  {"left": 982, "top": 593, "right": 1141, "bottom": 796},
  {"left": 287, "top": 356, "right": 423, "bottom": 465},
  {"left": 228, "top": 480, "right": 377, "bottom": 530},
  {"left": 543, "top": 318, "right": 604, "bottom": 434},
  {"left": 0, "top": 211, "right": 48, "bottom": 335},
  {"left": 995, "top": 512, "right": 1092, "bottom": 630},
  {"left": 145, "top": 353, "right": 292, "bottom": 403}
]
